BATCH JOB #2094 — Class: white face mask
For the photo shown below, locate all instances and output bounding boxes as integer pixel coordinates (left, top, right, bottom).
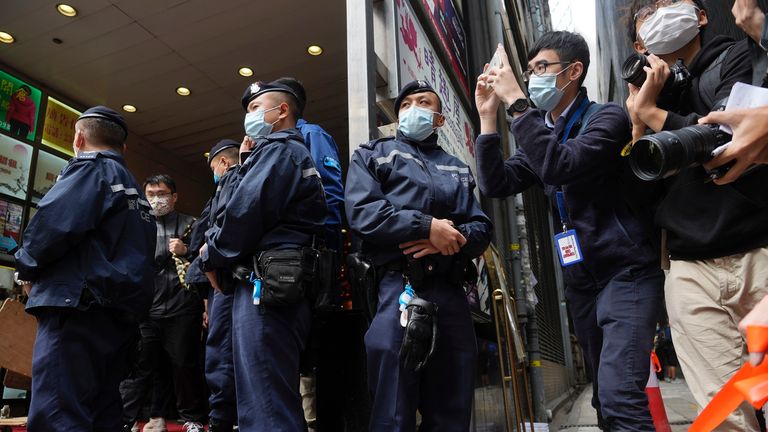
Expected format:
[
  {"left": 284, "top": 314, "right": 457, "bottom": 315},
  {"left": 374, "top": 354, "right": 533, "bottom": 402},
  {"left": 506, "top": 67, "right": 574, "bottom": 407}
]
[
  {"left": 148, "top": 195, "right": 173, "bottom": 217},
  {"left": 638, "top": 3, "right": 701, "bottom": 55}
]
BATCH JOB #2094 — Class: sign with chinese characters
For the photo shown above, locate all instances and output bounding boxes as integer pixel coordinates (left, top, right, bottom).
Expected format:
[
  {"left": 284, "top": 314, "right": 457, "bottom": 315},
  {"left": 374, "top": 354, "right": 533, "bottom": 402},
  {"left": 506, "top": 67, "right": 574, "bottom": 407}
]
[
  {"left": 0, "top": 199, "right": 22, "bottom": 254},
  {"left": 396, "top": 0, "right": 477, "bottom": 179},
  {"left": 0, "top": 70, "right": 42, "bottom": 142},
  {"left": 33, "top": 150, "right": 68, "bottom": 199},
  {"left": 0, "top": 134, "right": 32, "bottom": 200},
  {"left": 42, "top": 97, "right": 79, "bottom": 157},
  {"left": 420, "top": 0, "right": 470, "bottom": 96}
]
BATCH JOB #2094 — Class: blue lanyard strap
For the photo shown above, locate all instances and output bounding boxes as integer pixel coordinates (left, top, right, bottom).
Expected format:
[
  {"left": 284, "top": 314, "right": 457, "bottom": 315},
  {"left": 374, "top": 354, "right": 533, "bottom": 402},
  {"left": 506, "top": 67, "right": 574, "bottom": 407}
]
[
  {"left": 561, "top": 97, "right": 591, "bottom": 144},
  {"left": 556, "top": 191, "right": 568, "bottom": 231}
]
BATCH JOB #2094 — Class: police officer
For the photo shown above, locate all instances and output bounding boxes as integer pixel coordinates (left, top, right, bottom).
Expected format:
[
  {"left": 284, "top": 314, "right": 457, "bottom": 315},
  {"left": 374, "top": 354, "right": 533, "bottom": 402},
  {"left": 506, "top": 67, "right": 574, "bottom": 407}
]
[
  {"left": 200, "top": 81, "right": 327, "bottom": 431},
  {"left": 197, "top": 139, "right": 240, "bottom": 432},
  {"left": 345, "top": 81, "right": 492, "bottom": 431},
  {"left": 14, "top": 106, "right": 156, "bottom": 431}
]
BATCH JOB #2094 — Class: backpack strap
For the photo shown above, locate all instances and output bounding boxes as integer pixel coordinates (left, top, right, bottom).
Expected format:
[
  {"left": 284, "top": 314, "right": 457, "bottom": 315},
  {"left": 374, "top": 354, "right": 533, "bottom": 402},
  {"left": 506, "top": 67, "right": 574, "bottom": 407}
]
[{"left": 577, "top": 101, "right": 604, "bottom": 135}]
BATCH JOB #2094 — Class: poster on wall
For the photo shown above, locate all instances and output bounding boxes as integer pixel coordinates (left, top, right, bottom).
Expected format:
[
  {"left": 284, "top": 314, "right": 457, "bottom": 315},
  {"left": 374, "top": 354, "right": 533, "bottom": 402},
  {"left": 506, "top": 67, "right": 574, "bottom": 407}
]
[
  {"left": 466, "top": 252, "right": 493, "bottom": 321},
  {"left": 0, "top": 70, "right": 42, "bottom": 142},
  {"left": 42, "top": 97, "right": 79, "bottom": 157},
  {"left": 396, "top": 0, "right": 478, "bottom": 182},
  {"left": 33, "top": 150, "right": 68, "bottom": 199},
  {"left": 0, "top": 134, "right": 32, "bottom": 200},
  {"left": 420, "top": 0, "right": 470, "bottom": 96},
  {"left": 0, "top": 199, "right": 23, "bottom": 253}
]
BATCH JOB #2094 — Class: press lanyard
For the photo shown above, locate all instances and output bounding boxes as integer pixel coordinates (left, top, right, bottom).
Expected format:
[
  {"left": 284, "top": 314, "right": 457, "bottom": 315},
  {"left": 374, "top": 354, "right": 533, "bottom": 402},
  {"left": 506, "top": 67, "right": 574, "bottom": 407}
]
[{"left": 554, "top": 97, "right": 591, "bottom": 232}]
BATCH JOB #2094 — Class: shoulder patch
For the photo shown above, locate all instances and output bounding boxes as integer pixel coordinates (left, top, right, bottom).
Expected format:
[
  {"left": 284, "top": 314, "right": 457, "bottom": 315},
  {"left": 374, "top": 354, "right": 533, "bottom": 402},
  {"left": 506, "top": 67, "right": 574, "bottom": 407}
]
[{"left": 323, "top": 156, "right": 342, "bottom": 171}]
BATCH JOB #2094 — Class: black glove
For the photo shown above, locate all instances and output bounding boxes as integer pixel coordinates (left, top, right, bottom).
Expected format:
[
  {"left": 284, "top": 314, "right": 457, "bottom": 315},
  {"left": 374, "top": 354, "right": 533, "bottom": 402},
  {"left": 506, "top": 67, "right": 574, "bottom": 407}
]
[{"left": 399, "top": 297, "right": 438, "bottom": 371}]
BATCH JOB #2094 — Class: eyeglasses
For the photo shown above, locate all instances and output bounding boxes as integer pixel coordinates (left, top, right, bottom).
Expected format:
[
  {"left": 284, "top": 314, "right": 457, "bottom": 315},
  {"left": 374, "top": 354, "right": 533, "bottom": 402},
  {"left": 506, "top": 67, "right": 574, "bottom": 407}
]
[
  {"left": 523, "top": 61, "right": 572, "bottom": 80},
  {"left": 634, "top": 0, "right": 686, "bottom": 22}
]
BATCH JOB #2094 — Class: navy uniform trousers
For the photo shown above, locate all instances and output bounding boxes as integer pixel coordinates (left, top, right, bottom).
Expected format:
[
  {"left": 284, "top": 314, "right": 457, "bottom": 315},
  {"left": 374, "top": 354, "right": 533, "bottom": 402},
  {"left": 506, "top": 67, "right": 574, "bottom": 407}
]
[
  {"left": 366, "top": 270, "right": 477, "bottom": 432},
  {"left": 232, "top": 282, "right": 312, "bottom": 431},
  {"left": 565, "top": 266, "right": 664, "bottom": 432},
  {"left": 205, "top": 289, "right": 237, "bottom": 425},
  {"left": 29, "top": 307, "right": 138, "bottom": 431}
]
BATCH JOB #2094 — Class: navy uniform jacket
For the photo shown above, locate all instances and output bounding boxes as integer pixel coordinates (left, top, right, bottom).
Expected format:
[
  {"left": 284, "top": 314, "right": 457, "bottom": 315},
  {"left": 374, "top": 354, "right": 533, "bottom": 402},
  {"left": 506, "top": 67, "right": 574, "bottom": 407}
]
[
  {"left": 297, "top": 119, "right": 344, "bottom": 230},
  {"left": 202, "top": 129, "right": 326, "bottom": 270},
  {"left": 15, "top": 150, "right": 156, "bottom": 316},
  {"left": 345, "top": 132, "right": 492, "bottom": 266},
  {"left": 474, "top": 90, "right": 658, "bottom": 285}
]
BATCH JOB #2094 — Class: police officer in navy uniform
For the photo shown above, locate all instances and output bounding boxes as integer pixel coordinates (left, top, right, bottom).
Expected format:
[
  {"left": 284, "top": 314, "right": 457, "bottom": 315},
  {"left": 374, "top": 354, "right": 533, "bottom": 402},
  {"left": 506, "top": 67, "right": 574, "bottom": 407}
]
[
  {"left": 14, "top": 106, "right": 156, "bottom": 431},
  {"left": 200, "top": 81, "right": 327, "bottom": 431},
  {"left": 345, "top": 81, "right": 492, "bottom": 431},
  {"left": 195, "top": 139, "right": 241, "bottom": 432}
]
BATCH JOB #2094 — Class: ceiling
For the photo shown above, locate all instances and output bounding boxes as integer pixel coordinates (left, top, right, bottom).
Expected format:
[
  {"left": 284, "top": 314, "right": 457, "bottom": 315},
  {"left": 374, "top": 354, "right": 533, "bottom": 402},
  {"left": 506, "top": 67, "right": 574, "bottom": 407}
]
[{"left": 0, "top": 0, "right": 349, "bottom": 180}]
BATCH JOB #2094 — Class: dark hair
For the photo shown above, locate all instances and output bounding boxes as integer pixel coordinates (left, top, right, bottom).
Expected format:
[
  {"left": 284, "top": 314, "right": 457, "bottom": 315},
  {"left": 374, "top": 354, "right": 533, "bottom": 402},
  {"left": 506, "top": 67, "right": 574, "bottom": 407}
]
[
  {"left": 527, "top": 31, "right": 590, "bottom": 86},
  {"left": 269, "top": 91, "right": 301, "bottom": 123},
  {"left": 144, "top": 174, "right": 176, "bottom": 193},
  {"left": 628, "top": 0, "right": 707, "bottom": 43},
  {"left": 216, "top": 147, "right": 239, "bottom": 164},
  {"left": 275, "top": 77, "right": 307, "bottom": 118},
  {"left": 77, "top": 118, "right": 125, "bottom": 150}
]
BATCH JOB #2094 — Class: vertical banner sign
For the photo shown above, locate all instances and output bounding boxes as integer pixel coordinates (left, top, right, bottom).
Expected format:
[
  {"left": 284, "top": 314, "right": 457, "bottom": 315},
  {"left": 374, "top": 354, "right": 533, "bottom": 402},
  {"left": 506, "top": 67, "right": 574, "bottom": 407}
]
[
  {"left": 0, "top": 199, "right": 23, "bottom": 253},
  {"left": 42, "top": 97, "right": 79, "bottom": 157},
  {"left": 396, "top": 0, "right": 477, "bottom": 180},
  {"left": 420, "top": 0, "right": 470, "bottom": 96},
  {"left": 0, "top": 135, "right": 32, "bottom": 200},
  {"left": 33, "top": 150, "right": 68, "bottom": 198},
  {"left": 0, "top": 70, "right": 42, "bottom": 142}
]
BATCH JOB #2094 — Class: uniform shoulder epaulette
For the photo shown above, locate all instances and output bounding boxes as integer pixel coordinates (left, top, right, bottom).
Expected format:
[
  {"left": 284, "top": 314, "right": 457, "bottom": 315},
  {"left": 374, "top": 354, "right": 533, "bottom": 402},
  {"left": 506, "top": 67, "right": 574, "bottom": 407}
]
[{"left": 359, "top": 136, "right": 393, "bottom": 150}]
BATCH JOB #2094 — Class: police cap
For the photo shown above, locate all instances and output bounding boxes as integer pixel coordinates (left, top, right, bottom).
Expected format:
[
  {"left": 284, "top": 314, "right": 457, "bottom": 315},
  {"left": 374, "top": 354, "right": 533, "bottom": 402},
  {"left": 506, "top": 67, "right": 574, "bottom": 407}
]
[
  {"left": 206, "top": 139, "right": 240, "bottom": 164},
  {"left": 77, "top": 106, "right": 128, "bottom": 139},
  {"left": 241, "top": 81, "right": 301, "bottom": 112},
  {"left": 394, "top": 80, "right": 441, "bottom": 118}
]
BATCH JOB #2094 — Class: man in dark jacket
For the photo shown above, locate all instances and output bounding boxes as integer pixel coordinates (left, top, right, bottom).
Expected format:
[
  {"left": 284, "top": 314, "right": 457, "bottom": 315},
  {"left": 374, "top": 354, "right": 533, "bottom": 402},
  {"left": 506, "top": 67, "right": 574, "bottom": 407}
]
[
  {"left": 627, "top": 1, "right": 768, "bottom": 429},
  {"left": 346, "top": 80, "right": 492, "bottom": 432},
  {"left": 120, "top": 174, "right": 207, "bottom": 432},
  {"left": 478, "top": 32, "right": 664, "bottom": 431},
  {"left": 200, "top": 80, "right": 327, "bottom": 432},
  {"left": 15, "top": 106, "right": 156, "bottom": 431}
]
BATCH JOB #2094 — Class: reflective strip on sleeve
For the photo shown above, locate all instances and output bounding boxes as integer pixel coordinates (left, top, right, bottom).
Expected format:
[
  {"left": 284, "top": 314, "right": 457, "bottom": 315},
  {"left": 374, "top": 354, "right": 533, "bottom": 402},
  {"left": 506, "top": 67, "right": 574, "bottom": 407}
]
[
  {"left": 435, "top": 164, "right": 469, "bottom": 174},
  {"left": 374, "top": 149, "right": 424, "bottom": 168},
  {"left": 111, "top": 184, "right": 140, "bottom": 195},
  {"left": 302, "top": 168, "right": 320, "bottom": 178}
]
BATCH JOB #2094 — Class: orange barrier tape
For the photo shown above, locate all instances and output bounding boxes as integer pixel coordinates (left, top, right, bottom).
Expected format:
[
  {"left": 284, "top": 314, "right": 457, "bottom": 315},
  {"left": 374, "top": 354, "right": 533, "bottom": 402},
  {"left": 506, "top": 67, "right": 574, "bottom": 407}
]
[
  {"left": 651, "top": 351, "right": 662, "bottom": 373},
  {"left": 689, "top": 325, "right": 768, "bottom": 432}
]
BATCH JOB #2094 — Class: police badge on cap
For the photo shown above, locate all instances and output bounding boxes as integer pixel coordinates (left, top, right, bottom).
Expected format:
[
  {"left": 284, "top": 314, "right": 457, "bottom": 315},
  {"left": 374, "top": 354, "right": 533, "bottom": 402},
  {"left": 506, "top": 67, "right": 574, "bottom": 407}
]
[{"left": 241, "top": 81, "right": 301, "bottom": 111}]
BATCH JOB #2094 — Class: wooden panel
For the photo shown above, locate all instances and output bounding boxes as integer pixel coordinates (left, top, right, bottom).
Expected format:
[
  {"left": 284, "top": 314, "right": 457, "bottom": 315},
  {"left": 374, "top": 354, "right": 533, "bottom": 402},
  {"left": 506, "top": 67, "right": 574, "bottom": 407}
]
[{"left": 0, "top": 300, "right": 36, "bottom": 378}]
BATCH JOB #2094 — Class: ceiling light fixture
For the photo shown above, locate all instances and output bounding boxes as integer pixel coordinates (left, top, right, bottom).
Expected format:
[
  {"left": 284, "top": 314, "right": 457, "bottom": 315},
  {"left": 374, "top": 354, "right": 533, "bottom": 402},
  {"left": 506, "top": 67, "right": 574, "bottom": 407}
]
[
  {"left": 0, "top": 32, "right": 15, "bottom": 44},
  {"left": 56, "top": 4, "right": 78, "bottom": 17},
  {"left": 122, "top": 104, "right": 137, "bottom": 113},
  {"left": 176, "top": 86, "right": 191, "bottom": 96},
  {"left": 238, "top": 67, "right": 253, "bottom": 77},
  {"left": 307, "top": 45, "right": 323, "bottom": 56}
]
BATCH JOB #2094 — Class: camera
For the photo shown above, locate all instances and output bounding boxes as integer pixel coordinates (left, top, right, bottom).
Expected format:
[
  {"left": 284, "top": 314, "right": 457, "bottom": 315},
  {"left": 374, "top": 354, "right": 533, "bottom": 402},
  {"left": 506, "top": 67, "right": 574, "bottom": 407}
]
[
  {"left": 629, "top": 118, "right": 731, "bottom": 181},
  {"left": 621, "top": 53, "right": 692, "bottom": 105}
]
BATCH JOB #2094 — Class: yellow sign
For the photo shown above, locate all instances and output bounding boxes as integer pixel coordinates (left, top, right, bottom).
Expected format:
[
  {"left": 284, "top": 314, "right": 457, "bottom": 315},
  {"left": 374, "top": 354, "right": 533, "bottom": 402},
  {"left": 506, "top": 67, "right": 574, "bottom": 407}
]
[{"left": 41, "top": 97, "right": 79, "bottom": 157}]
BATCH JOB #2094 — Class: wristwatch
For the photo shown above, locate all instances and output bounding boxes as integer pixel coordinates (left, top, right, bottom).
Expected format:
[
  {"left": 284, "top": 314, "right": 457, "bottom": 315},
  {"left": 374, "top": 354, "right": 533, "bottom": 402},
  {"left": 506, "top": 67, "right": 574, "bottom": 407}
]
[
  {"left": 13, "top": 272, "right": 31, "bottom": 286},
  {"left": 507, "top": 98, "right": 530, "bottom": 115}
]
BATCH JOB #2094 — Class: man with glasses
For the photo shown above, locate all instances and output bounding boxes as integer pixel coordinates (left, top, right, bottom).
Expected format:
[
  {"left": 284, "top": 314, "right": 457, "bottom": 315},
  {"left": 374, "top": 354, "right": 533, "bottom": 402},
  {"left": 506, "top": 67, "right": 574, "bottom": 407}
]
[
  {"left": 475, "top": 31, "right": 663, "bottom": 431},
  {"left": 121, "top": 174, "right": 208, "bottom": 432},
  {"left": 626, "top": 2, "right": 768, "bottom": 429}
]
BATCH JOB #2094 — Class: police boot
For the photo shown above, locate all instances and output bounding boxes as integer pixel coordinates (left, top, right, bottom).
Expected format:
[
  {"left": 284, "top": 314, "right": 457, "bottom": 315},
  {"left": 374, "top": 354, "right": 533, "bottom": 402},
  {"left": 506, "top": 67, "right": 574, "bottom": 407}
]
[{"left": 399, "top": 297, "right": 438, "bottom": 371}]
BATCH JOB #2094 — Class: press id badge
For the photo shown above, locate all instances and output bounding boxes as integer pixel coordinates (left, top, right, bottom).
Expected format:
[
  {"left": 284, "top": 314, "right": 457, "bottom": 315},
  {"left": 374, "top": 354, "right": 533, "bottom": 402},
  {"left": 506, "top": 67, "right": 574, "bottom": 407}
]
[{"left": 554, "top": 229, "right": 584, "bottom": 267}]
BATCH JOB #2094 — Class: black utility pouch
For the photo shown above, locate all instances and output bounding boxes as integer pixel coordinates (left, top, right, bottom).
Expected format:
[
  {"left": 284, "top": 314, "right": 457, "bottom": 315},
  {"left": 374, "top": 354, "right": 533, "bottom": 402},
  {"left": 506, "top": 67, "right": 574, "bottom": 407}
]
[
  {"left": 259, "top": 248, "right": 317, "bottom": 306},
  {"left": 312, "top": 248, "right": 340, "bottom": 310}
]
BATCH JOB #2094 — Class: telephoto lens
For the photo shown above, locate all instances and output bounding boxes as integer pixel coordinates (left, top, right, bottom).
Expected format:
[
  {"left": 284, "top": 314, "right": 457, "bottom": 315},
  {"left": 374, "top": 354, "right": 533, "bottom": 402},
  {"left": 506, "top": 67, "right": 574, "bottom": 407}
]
[{"left": 629, "top": 124, "right": 732, "bottom": 181}]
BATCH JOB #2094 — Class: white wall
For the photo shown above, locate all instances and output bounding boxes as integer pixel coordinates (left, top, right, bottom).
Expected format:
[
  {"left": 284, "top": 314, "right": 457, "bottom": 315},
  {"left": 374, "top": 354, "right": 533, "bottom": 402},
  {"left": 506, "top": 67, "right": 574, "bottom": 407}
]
[{"left": 548, "top": 0, "right": 600, "bottom": 101}]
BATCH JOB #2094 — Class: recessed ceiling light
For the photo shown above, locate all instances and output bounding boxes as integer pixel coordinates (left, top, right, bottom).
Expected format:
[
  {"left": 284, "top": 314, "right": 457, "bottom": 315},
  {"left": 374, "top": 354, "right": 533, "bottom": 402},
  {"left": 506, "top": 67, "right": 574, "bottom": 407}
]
[
  {"left": 238, "top": 67, "right": 253, "bottom": 77},
  {"left": 56, "top": 4, "right": 78, "bottom": 17},
  {"left": 0, "top": 32, "right": 15, "bottom": 44},
  {"left": 176, "top": 86, "right": 191, "bottom": 96},
  {"left": 307, "top": 45, "right": 323, "bottom": 56},
  {"left": 122, "top": 104, "right": 137, "bottom": 113}
]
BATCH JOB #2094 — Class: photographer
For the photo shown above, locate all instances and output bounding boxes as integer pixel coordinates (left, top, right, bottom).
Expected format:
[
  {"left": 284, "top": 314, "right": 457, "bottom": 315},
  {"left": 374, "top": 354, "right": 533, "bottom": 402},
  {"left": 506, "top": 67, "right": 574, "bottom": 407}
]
[
  {"left": 477, "top": 32, "right": 663, "bottom": 431},
  {"left": 627, "top": 1, "right": 768, "bottom": 429},
  {"left": 699, "top": 0, "right": 768, "bottom": 184}
]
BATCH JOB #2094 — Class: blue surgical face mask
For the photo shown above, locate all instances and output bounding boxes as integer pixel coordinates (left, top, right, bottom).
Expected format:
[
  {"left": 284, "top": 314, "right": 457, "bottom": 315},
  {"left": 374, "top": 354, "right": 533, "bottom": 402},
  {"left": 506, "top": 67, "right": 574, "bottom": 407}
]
[
  {"left": 244, "top": 106, "right": 280, "bottom": 139},
  {"left": 212, "top": 159, "right": 224, "bottom": 184},
  {"left": 528, "top": 64, "right": 574, "bottom": 112},
  {"left": 398, "top": 106, "right": 439, "bottom": 141}
]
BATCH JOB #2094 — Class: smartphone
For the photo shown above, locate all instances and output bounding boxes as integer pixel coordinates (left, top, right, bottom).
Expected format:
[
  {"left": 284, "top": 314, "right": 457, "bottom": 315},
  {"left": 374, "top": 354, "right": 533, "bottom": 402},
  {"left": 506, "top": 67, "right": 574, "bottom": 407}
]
[{"left": 489, "top": 51, "right": 503, "bottom": 72}]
